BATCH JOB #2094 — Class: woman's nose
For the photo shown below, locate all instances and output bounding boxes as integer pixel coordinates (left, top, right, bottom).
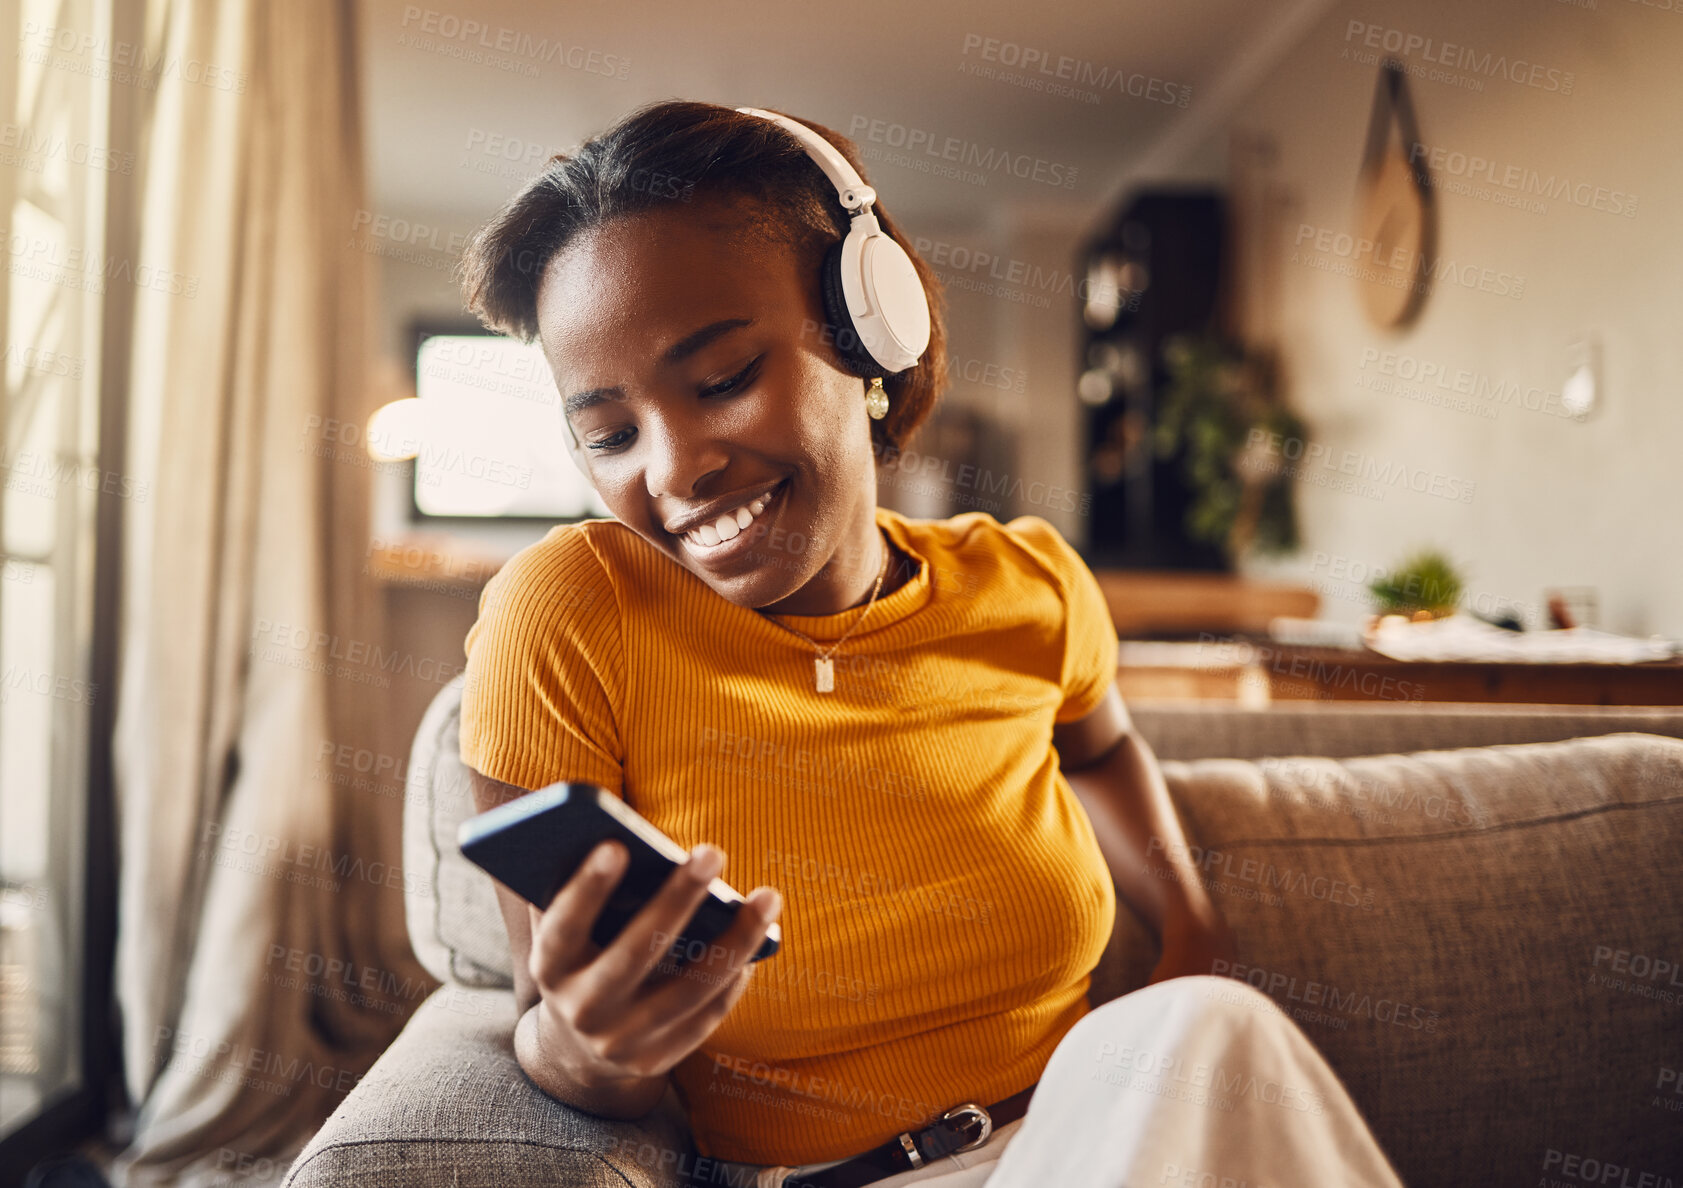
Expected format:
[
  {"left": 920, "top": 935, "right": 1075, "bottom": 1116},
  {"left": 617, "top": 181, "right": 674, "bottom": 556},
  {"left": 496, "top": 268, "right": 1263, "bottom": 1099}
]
[{"left": 641, "top": 414, "right": 730, "bottom": 501}]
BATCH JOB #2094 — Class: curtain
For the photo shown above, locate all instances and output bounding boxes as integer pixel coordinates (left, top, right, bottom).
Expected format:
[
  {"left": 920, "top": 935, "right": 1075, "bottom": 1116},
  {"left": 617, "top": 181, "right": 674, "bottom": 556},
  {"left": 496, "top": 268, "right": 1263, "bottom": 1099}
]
[{"left": 108, "top": 1, "right": 432, "bottom": 1182}]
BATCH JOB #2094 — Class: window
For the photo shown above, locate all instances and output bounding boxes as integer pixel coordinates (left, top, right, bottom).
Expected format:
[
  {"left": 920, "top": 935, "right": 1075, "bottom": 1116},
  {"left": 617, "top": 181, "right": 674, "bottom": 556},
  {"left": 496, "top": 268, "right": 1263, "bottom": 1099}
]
[
  {"left": 399, "top": 330, "right": 608, "bottom": 521},
  {"left": 0, "top": 0, "right": 118, "bottom": 1153}
]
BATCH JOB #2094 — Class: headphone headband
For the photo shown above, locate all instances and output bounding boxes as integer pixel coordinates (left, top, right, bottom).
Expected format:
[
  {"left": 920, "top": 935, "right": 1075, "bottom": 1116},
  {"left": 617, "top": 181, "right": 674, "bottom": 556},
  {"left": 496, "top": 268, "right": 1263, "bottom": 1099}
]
[
  {"left": 735, "top": 106, "right": 877, "bottom": 213},
  {"left": 734, "top": 105, "right": 931, "bottom": 375}
]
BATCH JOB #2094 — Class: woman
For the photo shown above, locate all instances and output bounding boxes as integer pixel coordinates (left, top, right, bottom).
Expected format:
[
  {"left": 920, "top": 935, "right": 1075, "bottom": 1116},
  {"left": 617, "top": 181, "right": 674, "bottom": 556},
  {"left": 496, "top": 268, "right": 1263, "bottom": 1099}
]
[{"left": 454, "top": 100, "right": 1404, "bottom": 1188}]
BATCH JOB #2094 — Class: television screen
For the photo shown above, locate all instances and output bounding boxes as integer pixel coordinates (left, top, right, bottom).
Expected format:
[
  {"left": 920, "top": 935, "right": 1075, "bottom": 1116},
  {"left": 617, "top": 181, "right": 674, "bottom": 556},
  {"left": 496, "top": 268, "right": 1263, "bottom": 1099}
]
[{"left": 410, "top": 334, "right": 611, "bottom": 520}]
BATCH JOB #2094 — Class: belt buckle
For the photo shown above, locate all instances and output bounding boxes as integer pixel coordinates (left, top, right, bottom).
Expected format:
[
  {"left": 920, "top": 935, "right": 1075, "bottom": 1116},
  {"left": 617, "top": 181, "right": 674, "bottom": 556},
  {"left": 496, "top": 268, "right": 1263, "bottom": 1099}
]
[{"left": 938, "top": 1102, "right": 993, "bottom": 1153}]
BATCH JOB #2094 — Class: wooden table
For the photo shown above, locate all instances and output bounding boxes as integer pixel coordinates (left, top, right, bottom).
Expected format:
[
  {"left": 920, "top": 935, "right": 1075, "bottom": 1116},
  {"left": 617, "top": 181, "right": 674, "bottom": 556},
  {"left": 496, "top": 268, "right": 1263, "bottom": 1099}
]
[
  {"left": 1090, "top": 570, "right": 1320, "bottom": 637},
  {"left": 1115, "top": 640, "right": 1683, "bottom": 706}
]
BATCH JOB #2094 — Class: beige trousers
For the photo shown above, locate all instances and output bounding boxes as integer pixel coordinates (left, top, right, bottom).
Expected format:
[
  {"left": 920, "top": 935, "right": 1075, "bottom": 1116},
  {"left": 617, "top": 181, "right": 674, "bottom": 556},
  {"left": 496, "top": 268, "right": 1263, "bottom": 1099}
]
[{"left": 718, "top": 976, "right": 1405, "bottom": 1188}]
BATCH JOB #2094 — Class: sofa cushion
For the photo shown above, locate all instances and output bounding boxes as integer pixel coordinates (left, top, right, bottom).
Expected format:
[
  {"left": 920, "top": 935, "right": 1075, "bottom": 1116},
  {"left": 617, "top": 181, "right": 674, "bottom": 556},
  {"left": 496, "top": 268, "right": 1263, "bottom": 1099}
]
[
  {"left": 1147, "top": 732, "right": 1683, "bottom": 1188},
  {"left": 404, "top": 675, "right": 514, "bottom": 987},
  {"left": 1131, "top": 700, "right": 1683, "bottom": 761}
]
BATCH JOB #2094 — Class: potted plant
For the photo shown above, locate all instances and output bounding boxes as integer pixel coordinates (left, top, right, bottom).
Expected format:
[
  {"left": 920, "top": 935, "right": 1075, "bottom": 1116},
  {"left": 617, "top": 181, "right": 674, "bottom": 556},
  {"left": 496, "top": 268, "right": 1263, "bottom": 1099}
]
[
  {"left": 1153, "top": 333, "right": 1306, "bottom": 563},
  {"left": 1368, "top": 550, "right": 1465, "bottom": 620}
]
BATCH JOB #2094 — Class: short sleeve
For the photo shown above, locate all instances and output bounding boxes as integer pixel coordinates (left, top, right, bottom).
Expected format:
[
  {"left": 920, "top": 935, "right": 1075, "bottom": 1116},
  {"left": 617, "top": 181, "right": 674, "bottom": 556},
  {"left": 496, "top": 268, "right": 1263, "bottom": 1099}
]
[
  {"left": 459, "top": 528, "right": 626, "bottom": 795},
  {"left": 1004, "top": 515, "right": 1119, "bottom": 724}
]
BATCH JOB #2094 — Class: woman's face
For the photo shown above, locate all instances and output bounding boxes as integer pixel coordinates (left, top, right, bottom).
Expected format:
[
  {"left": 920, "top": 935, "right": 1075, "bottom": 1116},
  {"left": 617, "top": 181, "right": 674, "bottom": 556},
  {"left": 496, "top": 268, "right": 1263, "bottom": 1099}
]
[{"left": 535, "top": 197, "right": 884, "bottom": 614}]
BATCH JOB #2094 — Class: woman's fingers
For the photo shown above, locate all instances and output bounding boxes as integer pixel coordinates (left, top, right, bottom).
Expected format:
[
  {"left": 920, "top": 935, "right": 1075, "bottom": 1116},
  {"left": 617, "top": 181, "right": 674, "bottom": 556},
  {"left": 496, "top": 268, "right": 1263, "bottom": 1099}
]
[
  {"left": 527, "top": 843, "right": 781, "bottom": 1077},
  {"left": 527, "top": 840, "right": 628, "bottom": 991},
  {"left": 580, "top": 844, "right": 729, "bottom": 996},
  {"left": 630, "top": 884, "right": 781, "bottom": 1026}
]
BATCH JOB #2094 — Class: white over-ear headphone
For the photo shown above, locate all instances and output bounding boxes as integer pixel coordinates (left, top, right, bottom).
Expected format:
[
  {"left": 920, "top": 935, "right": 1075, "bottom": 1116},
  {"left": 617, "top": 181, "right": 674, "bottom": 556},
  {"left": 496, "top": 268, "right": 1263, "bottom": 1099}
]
[{"left": 736, "top": 106, "right": 931, "bottom": 376}]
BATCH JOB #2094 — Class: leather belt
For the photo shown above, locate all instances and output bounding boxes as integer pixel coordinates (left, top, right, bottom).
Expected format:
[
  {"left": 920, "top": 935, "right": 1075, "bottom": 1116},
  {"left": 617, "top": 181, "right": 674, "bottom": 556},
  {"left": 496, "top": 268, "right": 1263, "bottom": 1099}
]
[{"left": 781, "top": 1082, "right": 1036, "bottom": 1188}]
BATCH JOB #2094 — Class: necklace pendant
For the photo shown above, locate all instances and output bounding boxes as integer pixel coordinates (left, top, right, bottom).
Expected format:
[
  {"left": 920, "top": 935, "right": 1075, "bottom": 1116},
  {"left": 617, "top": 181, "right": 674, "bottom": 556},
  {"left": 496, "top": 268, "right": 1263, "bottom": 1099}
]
[{"left": 814, "top": 655, "right": 835, "bottom": 693}]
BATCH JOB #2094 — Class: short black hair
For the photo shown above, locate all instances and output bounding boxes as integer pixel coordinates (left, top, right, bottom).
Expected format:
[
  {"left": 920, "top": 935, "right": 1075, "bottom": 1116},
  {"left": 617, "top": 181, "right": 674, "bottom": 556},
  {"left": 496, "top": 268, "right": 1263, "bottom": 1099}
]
[{"left": 456, "top": 99, "right": 948, "bottom": 453}]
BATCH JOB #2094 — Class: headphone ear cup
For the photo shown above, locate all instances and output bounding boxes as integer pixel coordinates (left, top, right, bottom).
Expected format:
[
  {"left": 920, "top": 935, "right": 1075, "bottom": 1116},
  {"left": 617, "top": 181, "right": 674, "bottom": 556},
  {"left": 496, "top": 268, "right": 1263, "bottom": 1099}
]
[{"left": 821, "top": 238, "right": 889, "bottom": 379}]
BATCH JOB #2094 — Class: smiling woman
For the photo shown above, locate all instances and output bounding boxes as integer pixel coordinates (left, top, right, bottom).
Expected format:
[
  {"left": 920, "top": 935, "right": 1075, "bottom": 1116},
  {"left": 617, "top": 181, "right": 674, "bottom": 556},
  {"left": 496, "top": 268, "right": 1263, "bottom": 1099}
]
[
  {"left": 459, "top": 101, "right": 947, "bottom": 619},
  {"left": 449, "top": 99, "right": 1405, "bottom": 1188}
]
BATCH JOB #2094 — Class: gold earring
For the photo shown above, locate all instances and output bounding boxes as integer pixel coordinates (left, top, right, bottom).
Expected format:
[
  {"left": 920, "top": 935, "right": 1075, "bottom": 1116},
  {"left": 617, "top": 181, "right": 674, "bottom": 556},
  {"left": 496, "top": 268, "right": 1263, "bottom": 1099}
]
[{"left": 865, "top": 377, "right": 890, "bottom": 420}]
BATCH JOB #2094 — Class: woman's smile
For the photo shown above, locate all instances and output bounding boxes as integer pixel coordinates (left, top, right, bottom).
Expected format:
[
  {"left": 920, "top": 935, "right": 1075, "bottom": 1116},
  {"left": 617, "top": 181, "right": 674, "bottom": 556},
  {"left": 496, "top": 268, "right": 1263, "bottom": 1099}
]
[{"left": 672, "top": 476, "right": 790, "bottom": 569}]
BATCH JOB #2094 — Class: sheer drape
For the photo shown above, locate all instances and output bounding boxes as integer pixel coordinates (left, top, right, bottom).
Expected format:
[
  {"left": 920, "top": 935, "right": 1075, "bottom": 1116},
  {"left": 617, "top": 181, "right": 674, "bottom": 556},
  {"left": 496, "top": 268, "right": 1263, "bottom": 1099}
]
[{"left": 109, "top": 1, "right": 430, "bottom": 1182}]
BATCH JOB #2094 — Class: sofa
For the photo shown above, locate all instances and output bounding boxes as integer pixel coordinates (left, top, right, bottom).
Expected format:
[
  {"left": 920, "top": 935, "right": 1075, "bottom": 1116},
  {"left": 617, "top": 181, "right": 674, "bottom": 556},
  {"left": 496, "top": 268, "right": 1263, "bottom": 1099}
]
[{"left": 284, "top": 679, "right": 1683, "bottom": 1187}]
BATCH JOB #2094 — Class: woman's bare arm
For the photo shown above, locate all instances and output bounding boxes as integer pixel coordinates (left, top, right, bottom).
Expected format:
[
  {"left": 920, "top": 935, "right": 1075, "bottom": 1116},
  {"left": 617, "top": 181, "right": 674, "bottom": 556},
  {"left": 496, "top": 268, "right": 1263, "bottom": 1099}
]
[{"left": 1053, "top": 684, "right": 1237, "bottom": 981}]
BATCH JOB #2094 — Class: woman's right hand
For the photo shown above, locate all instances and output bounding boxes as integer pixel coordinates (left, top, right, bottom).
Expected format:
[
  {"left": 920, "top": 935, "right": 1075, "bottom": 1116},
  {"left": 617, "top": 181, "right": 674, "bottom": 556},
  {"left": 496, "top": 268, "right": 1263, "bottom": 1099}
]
[{"left": 524, "top": 839, "right": 782, "bottom": 1097}]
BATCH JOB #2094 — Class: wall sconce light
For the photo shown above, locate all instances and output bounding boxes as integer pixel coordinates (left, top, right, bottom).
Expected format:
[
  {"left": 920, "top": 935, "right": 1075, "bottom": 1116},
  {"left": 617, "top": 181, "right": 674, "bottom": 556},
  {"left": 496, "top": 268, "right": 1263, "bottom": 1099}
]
[{"left": 1562, "top": 333, "right": 1600, "bottom": 419}]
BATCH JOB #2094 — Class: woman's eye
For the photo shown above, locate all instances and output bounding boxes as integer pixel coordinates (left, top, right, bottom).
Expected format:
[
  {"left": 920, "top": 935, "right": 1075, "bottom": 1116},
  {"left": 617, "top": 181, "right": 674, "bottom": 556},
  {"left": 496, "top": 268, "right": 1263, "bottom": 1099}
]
[
  {"left": 700, "top": 355, "right": 763, "bottom": 398},
  {"left": 585, "top": 356, "right": 764, "bottom": 452},
  {"left": 586, "top": 429, "right": 631, "bottom": 452}
]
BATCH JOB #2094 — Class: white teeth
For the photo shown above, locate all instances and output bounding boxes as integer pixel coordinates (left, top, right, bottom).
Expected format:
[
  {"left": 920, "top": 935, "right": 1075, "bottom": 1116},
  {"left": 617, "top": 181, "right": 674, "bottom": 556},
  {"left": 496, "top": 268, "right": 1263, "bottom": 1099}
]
[{"left": 684, "top": 483, "right": 780, "bottom": 548}]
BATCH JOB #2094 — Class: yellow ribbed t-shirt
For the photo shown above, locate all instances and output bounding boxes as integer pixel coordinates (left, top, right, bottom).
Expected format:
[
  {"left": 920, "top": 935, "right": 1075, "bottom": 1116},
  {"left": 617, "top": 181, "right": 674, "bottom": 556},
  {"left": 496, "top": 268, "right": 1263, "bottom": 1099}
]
[{"left": 459, "top": 504, "right": 1120, "bottom": 1166}]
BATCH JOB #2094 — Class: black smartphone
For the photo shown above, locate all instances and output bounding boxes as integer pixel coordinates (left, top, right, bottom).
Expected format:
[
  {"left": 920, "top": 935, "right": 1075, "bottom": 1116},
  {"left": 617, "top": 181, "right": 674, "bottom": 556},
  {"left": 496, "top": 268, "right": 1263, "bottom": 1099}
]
[{"left": 457, "top": 781, "right": 780, "bottom": 962}]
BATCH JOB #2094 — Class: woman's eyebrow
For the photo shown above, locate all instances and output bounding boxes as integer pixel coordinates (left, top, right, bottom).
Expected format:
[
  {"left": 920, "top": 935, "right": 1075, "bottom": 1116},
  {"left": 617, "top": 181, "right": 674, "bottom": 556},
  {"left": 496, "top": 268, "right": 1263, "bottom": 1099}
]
[
  {"left": 563, "top": 317, "right": 755, "bottom": 416},
  {"left": 662, "top": 317, "right": 754, "bottom": 365}
]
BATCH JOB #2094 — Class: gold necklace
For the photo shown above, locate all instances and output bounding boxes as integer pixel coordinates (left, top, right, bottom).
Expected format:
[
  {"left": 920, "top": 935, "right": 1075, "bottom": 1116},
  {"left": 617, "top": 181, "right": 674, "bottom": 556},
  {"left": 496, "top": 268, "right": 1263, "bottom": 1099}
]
[{"left": 760, "top": 530, "right": 891, "bottom": 693}]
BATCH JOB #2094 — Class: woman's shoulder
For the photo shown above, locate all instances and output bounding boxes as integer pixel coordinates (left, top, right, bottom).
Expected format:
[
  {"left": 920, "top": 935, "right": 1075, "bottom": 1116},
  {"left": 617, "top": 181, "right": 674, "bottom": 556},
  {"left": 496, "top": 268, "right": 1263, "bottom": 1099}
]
[
  {"left": 887, "top": 507, "right": 1084, "bottom": 591},
  {"left": 477, "top": 517, "right": 636, "bottom": 626}
]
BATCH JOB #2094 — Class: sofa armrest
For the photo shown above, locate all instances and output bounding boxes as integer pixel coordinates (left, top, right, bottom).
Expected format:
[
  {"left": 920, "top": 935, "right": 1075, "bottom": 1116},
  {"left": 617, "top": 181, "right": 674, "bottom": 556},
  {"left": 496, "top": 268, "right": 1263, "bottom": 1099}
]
[{"left": 284, "top": 986, "right": 696, "bottom": 1188}]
